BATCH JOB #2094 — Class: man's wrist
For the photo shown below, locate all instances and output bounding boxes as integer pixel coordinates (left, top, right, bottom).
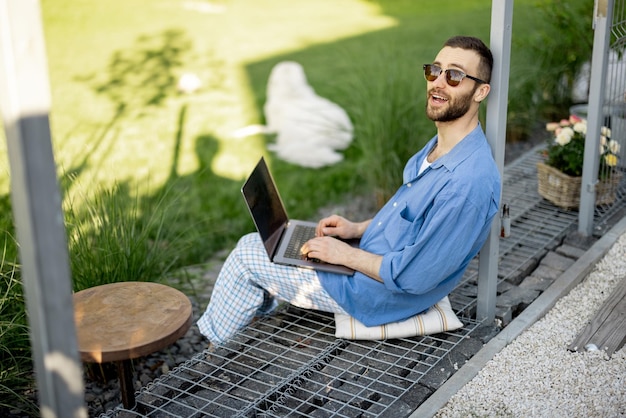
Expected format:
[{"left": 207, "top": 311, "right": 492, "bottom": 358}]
[{"left": 356, "top": 220, "right": 371, "bottom": 237}]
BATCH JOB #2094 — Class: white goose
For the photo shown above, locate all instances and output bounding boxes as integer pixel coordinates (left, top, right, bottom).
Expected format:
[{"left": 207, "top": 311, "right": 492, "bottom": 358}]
[{"left": 262, "top": 61, "right": 354, "bottom": 168}]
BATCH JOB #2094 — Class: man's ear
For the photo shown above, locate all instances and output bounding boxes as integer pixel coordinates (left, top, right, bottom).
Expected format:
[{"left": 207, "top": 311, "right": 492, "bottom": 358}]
[{"left": 474, "top": 84, "right": 491, "bottom": 103}]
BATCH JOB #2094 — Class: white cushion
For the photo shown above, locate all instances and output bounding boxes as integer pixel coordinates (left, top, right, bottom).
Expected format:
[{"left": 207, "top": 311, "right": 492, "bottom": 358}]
[{"left": 334, "top": 296, "right": 463, "bottom": 340}]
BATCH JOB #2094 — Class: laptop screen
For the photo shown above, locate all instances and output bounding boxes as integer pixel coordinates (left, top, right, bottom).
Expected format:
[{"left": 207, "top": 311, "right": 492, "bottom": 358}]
[{"left": 241, "top": 157, "right": 289, "bottom": 258}]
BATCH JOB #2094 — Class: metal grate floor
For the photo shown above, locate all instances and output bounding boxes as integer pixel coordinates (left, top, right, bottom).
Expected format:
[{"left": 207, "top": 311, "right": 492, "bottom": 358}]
[
  {"left": 102, "top": 145, "right": 626, "bottom": 418},
  {"left": 105, "top": 307, "right": 481, "bottom": 417}
]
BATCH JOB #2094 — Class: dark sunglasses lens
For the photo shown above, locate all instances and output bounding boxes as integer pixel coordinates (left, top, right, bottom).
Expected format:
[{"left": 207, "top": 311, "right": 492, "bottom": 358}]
[
  {"left": 446, "top": 69, "right": 464, "bottom": 86},
  {"left": 424, "top": 65, "right": 439, "bottom": 81}
]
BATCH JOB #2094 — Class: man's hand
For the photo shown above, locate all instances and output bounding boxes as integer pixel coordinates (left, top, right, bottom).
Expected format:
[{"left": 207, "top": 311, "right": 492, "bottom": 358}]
[
  {"left": 301, "top": 232, "right": 383, "bottom": 283},
  {"left": 300, "top": 236, "right": 354, "bottom": 267},
  {"left": 315, "top": 215, "right": 371, "bottom": 239}
]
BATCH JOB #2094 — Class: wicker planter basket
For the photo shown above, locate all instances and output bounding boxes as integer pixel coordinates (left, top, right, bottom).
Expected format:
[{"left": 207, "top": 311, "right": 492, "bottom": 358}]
[{"left": 536, "top": 161, "right": 622, "bottom": 210}]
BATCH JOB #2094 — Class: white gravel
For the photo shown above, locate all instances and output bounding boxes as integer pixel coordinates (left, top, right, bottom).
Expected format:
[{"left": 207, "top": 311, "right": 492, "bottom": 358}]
[{"left": 436, "top": 231, "right": 626, "bottom": 418}]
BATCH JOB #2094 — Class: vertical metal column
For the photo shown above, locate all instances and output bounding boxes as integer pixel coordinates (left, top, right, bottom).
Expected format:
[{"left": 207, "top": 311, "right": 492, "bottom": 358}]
[
  {"left": 579, "top": 0, "right": 614, "bottom": 236},
  {"left": 0, "top": 1, "right": 86, "bottom": 416},
  {"left": 477, "top": 0, "right": 514, "bottom": 322}
]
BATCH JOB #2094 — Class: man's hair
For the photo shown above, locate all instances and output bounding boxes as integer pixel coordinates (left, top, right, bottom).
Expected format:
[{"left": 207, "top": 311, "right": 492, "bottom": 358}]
[{"left": 444, "top": 36, "right": 493, "bottom": 84}]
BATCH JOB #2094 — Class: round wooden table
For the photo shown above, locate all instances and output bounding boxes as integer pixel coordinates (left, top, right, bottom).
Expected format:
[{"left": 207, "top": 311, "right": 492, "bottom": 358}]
[{"left": 73, "top": 281, "right": 192, "bottom": 409}]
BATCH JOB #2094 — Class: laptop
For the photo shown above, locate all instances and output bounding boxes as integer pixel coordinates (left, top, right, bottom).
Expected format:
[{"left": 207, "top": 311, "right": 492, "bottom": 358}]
[{"left": 241, "top": 157, "right": 356, "bottom": 275}]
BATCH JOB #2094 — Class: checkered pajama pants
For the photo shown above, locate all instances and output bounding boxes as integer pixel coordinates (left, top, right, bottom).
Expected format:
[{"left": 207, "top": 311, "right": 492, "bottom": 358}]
[{"left": 197, "top": 233, "right": 348, "bottom": 345}]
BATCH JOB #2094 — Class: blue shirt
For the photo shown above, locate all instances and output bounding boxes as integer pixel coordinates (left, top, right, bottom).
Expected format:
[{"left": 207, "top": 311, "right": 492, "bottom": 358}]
[{"left": 318, "top": 123, "right": 501, "bottom": 326}]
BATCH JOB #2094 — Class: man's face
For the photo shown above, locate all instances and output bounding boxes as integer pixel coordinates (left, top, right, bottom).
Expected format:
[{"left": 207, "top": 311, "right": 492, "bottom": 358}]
[{"left": 425, "top": 47, "right": 483, "bottom": 122}]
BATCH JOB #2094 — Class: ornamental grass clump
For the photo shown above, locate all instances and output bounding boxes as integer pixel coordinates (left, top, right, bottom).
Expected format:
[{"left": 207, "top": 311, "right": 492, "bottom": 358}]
[{"left": 543, "top": 115, "right": 620, "bottom": 180}]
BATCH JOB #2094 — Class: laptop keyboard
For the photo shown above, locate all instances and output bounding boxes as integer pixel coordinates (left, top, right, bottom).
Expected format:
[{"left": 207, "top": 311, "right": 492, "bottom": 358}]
[{"left": 284, "top": 224, "right": 316, "bottom": 260}]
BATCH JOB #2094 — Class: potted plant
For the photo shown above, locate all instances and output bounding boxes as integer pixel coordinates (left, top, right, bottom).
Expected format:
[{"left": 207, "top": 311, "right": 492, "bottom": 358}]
[{"left": 537, "top": 114, "right": 622, "bottom": 209}]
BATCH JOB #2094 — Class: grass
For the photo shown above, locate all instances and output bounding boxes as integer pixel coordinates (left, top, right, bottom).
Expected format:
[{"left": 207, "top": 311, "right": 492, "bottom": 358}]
[
  {"left": 0, "top": 247, "right": 36, "bottom": 417},
  {"left": 0, "top": 0, "right": 591, "bottom": 414},
  {"left": 65, "top": 180, "right": 189, "bottom": 292}
]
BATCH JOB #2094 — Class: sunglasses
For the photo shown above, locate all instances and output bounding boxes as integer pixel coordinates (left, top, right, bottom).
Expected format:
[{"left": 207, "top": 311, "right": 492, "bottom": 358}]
[{"left": 423, "top": 64, "right": 487, "bottom": 87}]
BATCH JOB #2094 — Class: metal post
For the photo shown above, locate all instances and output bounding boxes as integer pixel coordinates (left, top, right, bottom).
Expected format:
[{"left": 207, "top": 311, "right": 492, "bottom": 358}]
[
  {"left": 0, "top": 1, "right": 86, "bottom": 416},
  {"left": 477, "top": 0, "right": 514, "bottom": 322},
  {"left": 579, "top": 0, "right": 614, "bottom": 236}
]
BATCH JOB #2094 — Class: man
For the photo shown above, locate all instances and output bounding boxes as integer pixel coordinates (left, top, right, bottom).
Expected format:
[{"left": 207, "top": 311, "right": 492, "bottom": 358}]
[{"left": 198, "top": 35, "right": 501, "bottom": 345}]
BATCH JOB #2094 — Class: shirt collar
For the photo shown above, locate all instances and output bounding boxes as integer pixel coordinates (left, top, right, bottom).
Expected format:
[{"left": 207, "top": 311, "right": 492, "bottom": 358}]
[{"left": 405, "top": 122, "right": 486, "bottom": 182}]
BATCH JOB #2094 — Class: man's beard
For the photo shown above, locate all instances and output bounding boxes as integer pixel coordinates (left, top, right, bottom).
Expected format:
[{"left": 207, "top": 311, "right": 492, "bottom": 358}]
[{"left": 426, "top": 86, "right": 477, "bottom": 122}]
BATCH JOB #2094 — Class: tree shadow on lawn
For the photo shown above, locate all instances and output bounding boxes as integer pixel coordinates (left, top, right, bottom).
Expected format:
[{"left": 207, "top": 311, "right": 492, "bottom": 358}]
[{"left": 80, "top": 28, "right": 192, "bottom": 117}]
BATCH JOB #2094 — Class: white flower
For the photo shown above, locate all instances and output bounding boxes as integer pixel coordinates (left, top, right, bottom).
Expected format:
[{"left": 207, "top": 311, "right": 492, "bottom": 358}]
[
  {"left": 600, "top": 135, "right": 608, "bottom": 147},
  {"left": 601, "top": 126, "right": 612, "bottom": 138},
  {"left": 608, "top": 139, "right": 621, "bottom": 154},
  {"left": 561, "top": 127, "right": 574, "bottom": 137},
  {"left": 556, "top": 130, "right": 572, "bottom": 146},
  {"left": 546, "top": 122, "right": 560, "bottom": 131},
  {"left": 573, "top": 122, "right": 586, "bottom": 134}
]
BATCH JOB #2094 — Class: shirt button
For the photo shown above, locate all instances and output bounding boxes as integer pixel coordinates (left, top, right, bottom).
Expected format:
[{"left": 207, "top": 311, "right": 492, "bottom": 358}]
[
  {"left": 393, "top": 202, "right": 397, "bottom": 207},
  {"left": 377, "top": 221, "right": 382, "bottom": 227},
  {"left": 407, "top": 182, "right": 412, "bottom": 187}
]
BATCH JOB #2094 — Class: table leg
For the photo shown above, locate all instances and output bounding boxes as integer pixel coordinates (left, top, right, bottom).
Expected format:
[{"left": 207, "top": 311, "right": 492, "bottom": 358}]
[{"left": 116, "top": 359, "right": 136, "bottom": 409}]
